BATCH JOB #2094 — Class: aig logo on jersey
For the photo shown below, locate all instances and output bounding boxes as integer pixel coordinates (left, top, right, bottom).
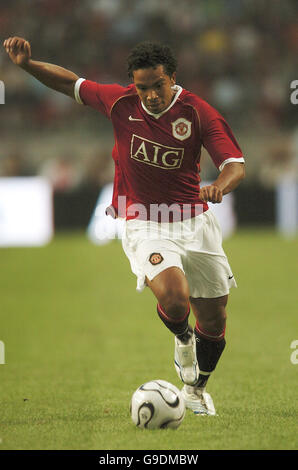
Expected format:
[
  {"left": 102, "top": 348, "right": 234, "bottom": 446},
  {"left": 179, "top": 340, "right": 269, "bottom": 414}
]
[
  {"left": 172, "top": 118, "right": 192, "bottom": 141},
  {"left": 131, "top": 134, "right": 184, "bottom": 169}
]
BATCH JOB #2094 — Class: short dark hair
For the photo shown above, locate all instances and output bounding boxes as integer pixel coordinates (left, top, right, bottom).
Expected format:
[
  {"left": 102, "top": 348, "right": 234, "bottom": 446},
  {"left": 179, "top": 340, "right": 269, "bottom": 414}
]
[{"left": 127, "top": 41, "right": 177, "bottom": 78}]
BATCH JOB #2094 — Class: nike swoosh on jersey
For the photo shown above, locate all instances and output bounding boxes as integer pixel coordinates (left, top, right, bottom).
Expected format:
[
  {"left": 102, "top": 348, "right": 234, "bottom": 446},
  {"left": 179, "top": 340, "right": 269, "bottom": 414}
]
[{"left": 129, "top": 115, "right": 144, "bottom": 121}]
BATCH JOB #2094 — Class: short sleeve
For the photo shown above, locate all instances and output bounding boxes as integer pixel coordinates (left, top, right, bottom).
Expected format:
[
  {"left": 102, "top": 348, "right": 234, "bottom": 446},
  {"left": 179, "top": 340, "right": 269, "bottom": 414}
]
[
  {"left": 199, "top": 101, "right": 244, "bottom": 171},
  {"left": 74, "top": 79, "right": 131, "bottom": 119}
]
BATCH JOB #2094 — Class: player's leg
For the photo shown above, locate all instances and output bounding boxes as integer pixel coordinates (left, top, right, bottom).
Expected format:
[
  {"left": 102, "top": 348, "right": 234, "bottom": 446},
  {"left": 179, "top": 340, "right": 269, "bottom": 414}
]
[
  {"left": 190, "top": 295, "right": 227, "bottom": 389},
  {"left": 146, "top": 267, "right": 199, "bottom": 385},
  {"left": 146, "top": 266, "right": 189, "bottom": 333},
  {"left": 177, "top": 209, "right": 234, "bottom": 414},
  {"left": 180, "top": 295, "right": 227, "bottom": 415},
  {"left": 121, "top": 221, "right": 199, "bottom": 385}
]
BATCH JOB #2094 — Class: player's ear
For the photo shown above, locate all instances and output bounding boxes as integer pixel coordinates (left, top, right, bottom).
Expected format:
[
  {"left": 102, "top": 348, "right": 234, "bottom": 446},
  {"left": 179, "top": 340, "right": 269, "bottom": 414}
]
[{"left": 170, "top": 72, "right": 176, "bottom": 86}]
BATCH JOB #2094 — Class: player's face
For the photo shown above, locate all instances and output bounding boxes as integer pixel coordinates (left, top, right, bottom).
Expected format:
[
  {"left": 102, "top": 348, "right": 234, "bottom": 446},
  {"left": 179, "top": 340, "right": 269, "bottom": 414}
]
[{"left": 133, "top": 65, "right": 176, "bottom": 114}]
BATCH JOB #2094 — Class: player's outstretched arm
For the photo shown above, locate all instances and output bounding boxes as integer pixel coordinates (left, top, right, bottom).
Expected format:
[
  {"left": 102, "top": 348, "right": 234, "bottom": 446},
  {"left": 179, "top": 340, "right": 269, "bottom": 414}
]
[
  {"left": 3, "top": 36, "right": 79, "bottom": 99},
  {"left": 199, "top": 162, "right": 245, "bottom": 203}
]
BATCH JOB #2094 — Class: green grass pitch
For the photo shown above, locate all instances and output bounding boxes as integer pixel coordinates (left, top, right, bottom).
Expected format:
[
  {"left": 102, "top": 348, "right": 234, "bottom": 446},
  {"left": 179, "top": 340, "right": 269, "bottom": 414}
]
[{"left": 0, "top": 229, "right": 297, "bottom": 450}]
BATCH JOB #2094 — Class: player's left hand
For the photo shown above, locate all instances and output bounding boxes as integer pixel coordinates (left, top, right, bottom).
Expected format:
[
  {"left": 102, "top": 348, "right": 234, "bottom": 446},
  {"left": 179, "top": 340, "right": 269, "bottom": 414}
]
[{"left": 199, "top": 184, "right": 223, "bottom": 203}]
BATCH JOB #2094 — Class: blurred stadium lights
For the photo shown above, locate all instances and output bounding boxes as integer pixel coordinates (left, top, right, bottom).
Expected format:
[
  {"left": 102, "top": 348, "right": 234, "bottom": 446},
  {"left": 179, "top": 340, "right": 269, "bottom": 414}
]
[
  {"left": 0, "top": 177, "right": 53, "bottom": 247},
  {"left": 276, "top": 178, "right": 298, "bottom": 237},
  {"left": 0, "top": 80, "right": 4, "bottom": 104}
]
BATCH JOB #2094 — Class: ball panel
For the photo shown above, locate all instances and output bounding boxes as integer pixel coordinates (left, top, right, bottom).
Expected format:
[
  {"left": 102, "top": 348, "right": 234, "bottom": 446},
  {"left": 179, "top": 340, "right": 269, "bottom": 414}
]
[
  {"left": 140, "top": 381, "right": 180, "bottom": 408},
  {"left": 137, "top": 402, "right": 155, "bottom": 428}
]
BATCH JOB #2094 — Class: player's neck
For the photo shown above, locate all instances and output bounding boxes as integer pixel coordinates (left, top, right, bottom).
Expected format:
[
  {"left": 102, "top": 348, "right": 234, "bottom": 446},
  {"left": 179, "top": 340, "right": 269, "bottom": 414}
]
[{"left": 141, "top": 85, "right": 182, "bottom": 119}]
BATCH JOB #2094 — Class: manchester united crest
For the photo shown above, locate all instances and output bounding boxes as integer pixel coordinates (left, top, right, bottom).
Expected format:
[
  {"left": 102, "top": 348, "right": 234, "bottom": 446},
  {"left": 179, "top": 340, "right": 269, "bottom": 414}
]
[
  {"left": 171, "top": 118, "right": 192, "bottom": 141},
  {"left": 149, "top": 253, "right": 164, "bottom": 265}
]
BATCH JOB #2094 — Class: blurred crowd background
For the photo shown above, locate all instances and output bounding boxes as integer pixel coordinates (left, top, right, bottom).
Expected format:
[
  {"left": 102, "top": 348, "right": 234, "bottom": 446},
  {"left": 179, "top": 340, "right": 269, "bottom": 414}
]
[{"left": 0, "top": 0, "right": 297, "bottom": 228}]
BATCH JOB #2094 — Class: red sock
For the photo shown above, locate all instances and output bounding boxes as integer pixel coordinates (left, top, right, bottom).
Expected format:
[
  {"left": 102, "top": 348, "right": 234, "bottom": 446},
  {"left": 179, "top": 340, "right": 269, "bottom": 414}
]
[
  {"left": 157, "top": 303, "right": 190, "bottom": 335},
  {"left": 195, "top": 322, "right": 226, "bottom": 342}
]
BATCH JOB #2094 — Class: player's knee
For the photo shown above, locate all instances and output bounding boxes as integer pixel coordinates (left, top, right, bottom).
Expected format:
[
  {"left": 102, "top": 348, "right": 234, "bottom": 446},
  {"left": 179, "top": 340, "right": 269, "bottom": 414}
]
[
  {"left": 164, "top": 300, "right": 189, "bottom": 321},
  {"left": 160, "top": 288, "right": 189, "bottom": 320},
  {"left": 201, "top": 308, "right": 227, "bottom": 335}
]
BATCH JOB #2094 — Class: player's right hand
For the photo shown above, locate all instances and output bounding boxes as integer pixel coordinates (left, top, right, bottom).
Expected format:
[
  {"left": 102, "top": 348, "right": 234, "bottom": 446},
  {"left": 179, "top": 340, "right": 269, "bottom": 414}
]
[{"left": 3, "top": 36, "right": 31, "bottom": 67}]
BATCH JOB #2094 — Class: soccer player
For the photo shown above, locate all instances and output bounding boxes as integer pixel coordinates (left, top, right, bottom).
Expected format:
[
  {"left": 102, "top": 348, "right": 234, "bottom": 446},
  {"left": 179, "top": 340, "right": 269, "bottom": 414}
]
[{"left": 3, "top": 37, "right": 245, "bottom": 415}]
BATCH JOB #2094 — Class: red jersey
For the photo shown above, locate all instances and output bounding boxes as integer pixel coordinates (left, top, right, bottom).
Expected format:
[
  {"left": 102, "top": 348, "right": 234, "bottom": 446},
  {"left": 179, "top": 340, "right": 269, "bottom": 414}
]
[{"left": 75, "top": 79, "right": 244, "bottom": 221}]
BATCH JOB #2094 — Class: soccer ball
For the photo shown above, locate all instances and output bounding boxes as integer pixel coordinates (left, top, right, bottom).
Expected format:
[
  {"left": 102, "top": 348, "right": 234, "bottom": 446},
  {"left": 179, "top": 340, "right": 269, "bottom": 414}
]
[{"left": 130, "top": 380, "right": 186, "bottom": 429}]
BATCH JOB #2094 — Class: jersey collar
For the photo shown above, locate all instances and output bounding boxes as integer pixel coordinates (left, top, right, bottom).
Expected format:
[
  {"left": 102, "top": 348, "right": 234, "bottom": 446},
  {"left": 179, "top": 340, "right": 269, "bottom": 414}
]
[{"left": 141, "top": 85, "right": 183, "bottom": 119}]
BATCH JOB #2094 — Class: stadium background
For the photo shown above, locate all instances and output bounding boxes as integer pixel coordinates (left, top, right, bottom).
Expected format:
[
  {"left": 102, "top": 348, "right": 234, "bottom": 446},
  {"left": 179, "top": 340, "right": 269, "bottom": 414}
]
[
  {"left": 0, "top": 0, "right": 297, "bottom": 452},
  {"left": 1, "top": 0, "right": 297, "bottom": 230}
]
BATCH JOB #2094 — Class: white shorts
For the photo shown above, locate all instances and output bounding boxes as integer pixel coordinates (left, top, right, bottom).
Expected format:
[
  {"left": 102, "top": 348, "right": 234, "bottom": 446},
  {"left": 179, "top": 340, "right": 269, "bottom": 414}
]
[{"left": 121, "top": 209, "right": 237, "bottom": 298}]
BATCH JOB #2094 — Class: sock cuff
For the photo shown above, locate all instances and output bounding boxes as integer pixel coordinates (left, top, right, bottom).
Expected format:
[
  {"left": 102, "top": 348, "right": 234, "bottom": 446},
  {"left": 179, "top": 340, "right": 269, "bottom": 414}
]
[
  {"left": 195, "top": 322, "right": 226, "bottom": 342},
  {"left": 157, "top": 303, "right": 190, "bottom": 324}
]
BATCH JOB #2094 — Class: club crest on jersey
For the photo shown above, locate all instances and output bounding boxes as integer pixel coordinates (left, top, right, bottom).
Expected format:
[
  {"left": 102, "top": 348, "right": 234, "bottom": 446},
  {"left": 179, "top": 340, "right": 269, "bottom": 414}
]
[
  {"left": 171, "top": 118, "right": 192, "bottom": 141},
  {"left": 149, "top": 253, "right": 164, "bottom": 265}
]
